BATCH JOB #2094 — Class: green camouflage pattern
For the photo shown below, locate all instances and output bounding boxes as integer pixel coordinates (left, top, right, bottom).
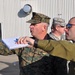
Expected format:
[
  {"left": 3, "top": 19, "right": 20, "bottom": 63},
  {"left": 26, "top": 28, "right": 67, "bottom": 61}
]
[
  {"left": 26, "top": 12, "right": 50, "bottom": 24},
  {"left": 0, "top": 41, "right": 49, "bottom": 75}
]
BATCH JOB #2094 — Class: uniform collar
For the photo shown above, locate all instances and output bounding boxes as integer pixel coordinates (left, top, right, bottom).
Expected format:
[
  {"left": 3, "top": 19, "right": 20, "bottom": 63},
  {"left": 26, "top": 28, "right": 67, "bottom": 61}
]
[{"left": 31, "top": 34, "right": 50, "bottom": 40}]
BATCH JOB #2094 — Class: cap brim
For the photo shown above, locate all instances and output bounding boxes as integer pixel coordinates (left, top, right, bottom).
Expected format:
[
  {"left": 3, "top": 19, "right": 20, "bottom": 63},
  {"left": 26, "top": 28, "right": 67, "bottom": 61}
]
[
  {"left": 61, "top": 23, "right": 66, "bottom": 26},
  {"left": 26, "top": 19, "right": 40, "bottom": 24}
]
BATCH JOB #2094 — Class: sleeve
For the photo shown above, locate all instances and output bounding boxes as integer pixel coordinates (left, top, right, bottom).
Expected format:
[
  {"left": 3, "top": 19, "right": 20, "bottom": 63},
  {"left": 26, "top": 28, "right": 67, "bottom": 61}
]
[
  {"left": 36, "top": 40, "right": 75, "bottom": 62},
  {"left": 37, "top": 40, "right": 56, "bottom": 52},
  {"left": 0, "top": 41, "right": 19, "bottom": 55}
]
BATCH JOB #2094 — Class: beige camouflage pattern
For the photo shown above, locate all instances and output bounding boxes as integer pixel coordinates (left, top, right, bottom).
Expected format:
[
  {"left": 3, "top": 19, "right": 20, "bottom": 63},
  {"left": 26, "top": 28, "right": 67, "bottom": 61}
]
[{"left": 52, "top": 17, "right": 66, "bottom": 27}]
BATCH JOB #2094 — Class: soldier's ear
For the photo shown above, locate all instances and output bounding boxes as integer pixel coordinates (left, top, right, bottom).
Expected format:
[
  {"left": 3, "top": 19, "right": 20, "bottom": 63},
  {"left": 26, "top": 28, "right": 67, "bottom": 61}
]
[{"left": 55, "top": 26, "right": 58, "bottom": 30}]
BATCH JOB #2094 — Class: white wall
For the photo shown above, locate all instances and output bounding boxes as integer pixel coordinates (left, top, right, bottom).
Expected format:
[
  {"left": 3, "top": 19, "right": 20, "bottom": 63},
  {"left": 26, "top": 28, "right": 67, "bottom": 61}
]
[{"left": 0, "top": 0, "right": 75, "bottom": 38}]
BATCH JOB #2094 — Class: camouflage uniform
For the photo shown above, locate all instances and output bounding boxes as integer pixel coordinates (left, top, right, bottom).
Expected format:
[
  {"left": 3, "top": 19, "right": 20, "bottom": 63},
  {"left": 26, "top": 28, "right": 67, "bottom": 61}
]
[
  {"left": 0, "top": 12, "right": 51, "bottom": 75},
  {"left": 0, "top": 35, "right": 50, "bottom": 75},
  {"left": 48, "top": 18, "right": 67, "bottom": 75}
]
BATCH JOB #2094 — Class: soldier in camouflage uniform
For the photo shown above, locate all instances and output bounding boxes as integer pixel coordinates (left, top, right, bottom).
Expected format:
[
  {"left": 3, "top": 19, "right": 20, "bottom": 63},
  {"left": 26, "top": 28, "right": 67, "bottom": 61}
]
[
  {"left": 18, "top": 17, "right": 68, "bottom": 75},
  {"left": 0, "top": 12, "right": 51, "bottom": 75},
  {"left": 17, "top": 17, "right": 75, "bottom": 75},
  {"left": 49, "top": 17, "right": 67, "bottom": 75},
  {"left": 17, "top": 36, "right": 75, "bottom": 62},
  {"left": 49, "top": 17, "right": 66, "bottom": 40}
]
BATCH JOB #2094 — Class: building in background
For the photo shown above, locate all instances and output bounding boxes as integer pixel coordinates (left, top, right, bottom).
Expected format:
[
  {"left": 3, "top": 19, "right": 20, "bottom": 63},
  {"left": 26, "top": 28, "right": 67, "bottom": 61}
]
[{"left": 0, "top": 0, "right": 75, "bottom": 38}]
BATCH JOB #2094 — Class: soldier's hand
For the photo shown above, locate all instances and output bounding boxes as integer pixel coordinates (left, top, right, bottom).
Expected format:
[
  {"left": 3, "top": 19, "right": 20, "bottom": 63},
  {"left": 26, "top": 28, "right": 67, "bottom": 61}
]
[{"left": 17, "top": 36, "right": 35, "bottom": 47}]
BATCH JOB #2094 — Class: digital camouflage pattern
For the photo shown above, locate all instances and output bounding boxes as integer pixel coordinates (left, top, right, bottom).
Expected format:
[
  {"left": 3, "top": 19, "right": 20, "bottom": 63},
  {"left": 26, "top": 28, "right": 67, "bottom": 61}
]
[
  {"left": 26, "top": 12, "right": 50, "bottom": 24},
  {"left": 0, "top": 12, "right": 51, "bottom": 75},
  {"left": 0, "top": 41, "right": 49, "bottom": 75},
  {"left": 52, "top": 17, "right": 66, "bottom": 27}
]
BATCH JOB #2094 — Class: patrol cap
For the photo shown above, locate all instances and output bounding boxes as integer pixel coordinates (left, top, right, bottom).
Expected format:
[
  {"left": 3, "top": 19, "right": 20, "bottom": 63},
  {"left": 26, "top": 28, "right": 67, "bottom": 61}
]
[
  {"left": 52, "top": 17, "right": 66, "bottom": 28},
  {"left": 26, "top": 12, "right": 51, "bottom": 24}
]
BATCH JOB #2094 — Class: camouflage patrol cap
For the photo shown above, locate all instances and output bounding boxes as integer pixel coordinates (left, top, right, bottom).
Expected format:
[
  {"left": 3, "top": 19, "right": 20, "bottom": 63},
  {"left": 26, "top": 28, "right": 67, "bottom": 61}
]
[
  {"left": 52, "top": 17, "right": 66, "bottom": 27},
  {"left": 26, "top": 12, "right": 51, "bottom": 24}
]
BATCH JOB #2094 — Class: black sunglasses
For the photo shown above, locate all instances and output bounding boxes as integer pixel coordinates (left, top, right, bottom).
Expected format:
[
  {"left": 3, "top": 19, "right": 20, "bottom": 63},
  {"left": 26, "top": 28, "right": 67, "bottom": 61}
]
[
  {"left": 66, "top": 24, "right": 75, "bottom": 28},
  {"left": 66, "top": 24, "right": 72, "bottom": 28}
]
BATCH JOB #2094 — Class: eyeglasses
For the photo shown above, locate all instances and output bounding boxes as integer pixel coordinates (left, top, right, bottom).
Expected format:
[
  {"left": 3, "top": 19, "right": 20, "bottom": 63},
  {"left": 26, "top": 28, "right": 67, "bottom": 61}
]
[
  {"left": 60, "top": 26, "right": 65, "bottom": 28},
  {"left": 66, "top": 24, "right": 75, "bottom": 29},
  {"left": 57, "top": 25, "right": 65, "bottom": 28}
]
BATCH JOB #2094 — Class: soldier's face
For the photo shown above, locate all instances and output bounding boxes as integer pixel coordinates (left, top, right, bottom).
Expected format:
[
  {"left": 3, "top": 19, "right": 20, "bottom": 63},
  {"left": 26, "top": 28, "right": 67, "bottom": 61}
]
[
  {"left": 55, "top": 25, "right": 66, "bottom": 35},
  {"left": 65, "top": 18, "right": 75, "bottom": 40},
  {"left": 29, "top": 23, "right": 43, "bottom": 38}
]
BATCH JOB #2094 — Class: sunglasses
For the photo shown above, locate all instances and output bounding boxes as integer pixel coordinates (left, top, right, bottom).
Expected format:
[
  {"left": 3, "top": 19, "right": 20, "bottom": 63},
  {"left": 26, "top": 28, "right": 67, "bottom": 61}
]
[{"left": 66, "top": 24, "right": 75, "bottom": 28}]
